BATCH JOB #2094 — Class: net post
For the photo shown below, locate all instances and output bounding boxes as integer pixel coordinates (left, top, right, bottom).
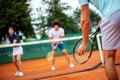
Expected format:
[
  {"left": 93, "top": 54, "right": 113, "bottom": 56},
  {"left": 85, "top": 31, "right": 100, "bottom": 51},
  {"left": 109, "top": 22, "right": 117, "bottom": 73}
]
[{"left": 96, "top": 34, "right": 104, "bottom": 64}]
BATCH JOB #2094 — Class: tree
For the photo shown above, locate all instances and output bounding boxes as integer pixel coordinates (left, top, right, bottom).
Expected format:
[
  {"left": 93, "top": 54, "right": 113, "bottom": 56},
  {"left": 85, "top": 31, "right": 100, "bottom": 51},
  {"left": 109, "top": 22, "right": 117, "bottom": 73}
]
[
  {"left": 73, "top": 7, "right": 81, "bottom": 25},
  {"left": 73, "top": 7, "right": 101, "bottom": 32},
  {"left": 38, "top": 0, "right": 79, "bottom": 37},
  {"left": 0, "top": 0, "right": 35, "bottom": 43},
  {"left": 90, "top": 10, "right": 101, "bottom": 28},
  {"left": 35, "top": 15, "right": 48, "bottom": 38}
]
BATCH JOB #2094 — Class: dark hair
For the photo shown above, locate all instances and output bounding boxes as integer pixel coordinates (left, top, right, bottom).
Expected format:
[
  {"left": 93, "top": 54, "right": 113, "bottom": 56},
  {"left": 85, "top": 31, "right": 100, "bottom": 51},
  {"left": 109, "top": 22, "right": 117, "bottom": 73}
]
[
  {"left": 8, "top": 27, "right": 14, "bottom": 30},
  {"left": 8, "top": 27, "right": 15, "bottom": 36},
  {"left": 52, "top": 20, "right": 61, "bottom": 27}
]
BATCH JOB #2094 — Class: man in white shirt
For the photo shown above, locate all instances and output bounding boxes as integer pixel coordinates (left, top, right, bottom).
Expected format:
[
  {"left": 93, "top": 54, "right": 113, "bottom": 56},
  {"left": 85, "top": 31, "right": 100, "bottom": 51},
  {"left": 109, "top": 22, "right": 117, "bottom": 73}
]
[{"left": 48, "top": 20, "right": 74, "bottom": 71}]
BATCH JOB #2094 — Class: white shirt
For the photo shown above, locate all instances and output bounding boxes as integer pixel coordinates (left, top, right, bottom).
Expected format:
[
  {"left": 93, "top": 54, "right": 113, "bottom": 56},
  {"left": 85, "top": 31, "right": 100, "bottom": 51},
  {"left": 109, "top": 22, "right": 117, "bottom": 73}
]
[{"left": 48, "top": 27, "right": 64, "bottom": 43}]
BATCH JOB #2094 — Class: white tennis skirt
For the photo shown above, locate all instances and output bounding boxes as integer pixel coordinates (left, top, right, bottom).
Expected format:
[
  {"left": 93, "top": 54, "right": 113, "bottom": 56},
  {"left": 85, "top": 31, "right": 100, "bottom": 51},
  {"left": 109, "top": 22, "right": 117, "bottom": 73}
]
[
  {"left": 101, "top": 10, "right": 120, "bottom": 50},
  {"left": 13, "top": 46, "right": 23, "bottom": 56}
]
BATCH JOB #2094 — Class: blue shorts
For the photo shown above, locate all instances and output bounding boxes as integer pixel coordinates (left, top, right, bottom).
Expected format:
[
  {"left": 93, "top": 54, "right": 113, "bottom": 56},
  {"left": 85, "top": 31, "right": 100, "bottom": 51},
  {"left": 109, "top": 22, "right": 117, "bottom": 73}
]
[{"left": 50, "top": 42, "right": 66, "bottom": 51}]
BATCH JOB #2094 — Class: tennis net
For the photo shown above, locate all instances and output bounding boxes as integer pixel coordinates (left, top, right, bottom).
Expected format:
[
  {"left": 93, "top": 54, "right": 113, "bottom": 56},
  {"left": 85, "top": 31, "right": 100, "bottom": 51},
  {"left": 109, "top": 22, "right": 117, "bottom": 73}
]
[
  {"left": 0, "top": 36, "right": 100, "bottom": 64},
  {"left": 0, "top": 35, "right": 112, "bottom": 80}
]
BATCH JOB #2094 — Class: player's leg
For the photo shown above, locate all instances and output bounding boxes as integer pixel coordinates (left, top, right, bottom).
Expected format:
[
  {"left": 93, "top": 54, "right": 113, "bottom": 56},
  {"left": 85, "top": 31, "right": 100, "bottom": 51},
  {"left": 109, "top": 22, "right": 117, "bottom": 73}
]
[
  {"left": 61, "top": 49, "right": 74, "bottom": 68},
  {"left": 50, "top": 44, "right": 56, "bottom": 71},
  {"left": 59, "top": 43, "right": 74, "bottom": 68},
  {"left": 13, "top": 47, "right": 19, "bottom": 70},
  {"left": 15, "top": 54, "right": 23, "bottom": 76},
  {"left": 13, "top": 55, "right": 20, "bottom": 75},
  {"left": 16, "top": 54, "right": 23, "bottom": 72},
  {"left": 51, "top": 50, "right": 56, "bottom": 70},
  {"left": 13, "top": 46, "right": 23, "bottom": 76},
  {"left": 62, "top": 49, "right": 70, "bottom": 64},
  {"left": 100, "top": 10, "right": 120, "bottom": 80},
  {"left": 104, "top": 50, "right": 118, "bottom": 80}
]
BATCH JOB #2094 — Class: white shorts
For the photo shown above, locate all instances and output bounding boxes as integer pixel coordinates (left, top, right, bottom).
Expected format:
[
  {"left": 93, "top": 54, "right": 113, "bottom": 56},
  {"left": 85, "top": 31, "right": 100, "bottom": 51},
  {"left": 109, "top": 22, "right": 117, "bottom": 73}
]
[
  {"left": 101, "top": 10, "right": 120, "bottom": 50},
  {"left": 13, "top": 46, "right": 23, "bottom": 56}
]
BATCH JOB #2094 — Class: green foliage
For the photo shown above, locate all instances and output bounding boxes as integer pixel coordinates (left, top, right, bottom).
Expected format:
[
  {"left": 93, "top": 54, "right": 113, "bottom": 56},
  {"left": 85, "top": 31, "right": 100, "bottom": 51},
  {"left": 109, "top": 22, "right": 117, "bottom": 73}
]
[
  {"left": 73, "top": 7, "right": 81, "bottom": 25},
  {"left": 89, "top": 9, "right": 101, "bottom": 27},
  {"left": 37, "top": 0, "right": 79, "bottom": 38},
  {"left": 36, "top": 15, "right": 48, "bottom": 38},
  {"left": 0, "top": 0, "right": 35, "bottom": 42},
  {"left": 73, "top": 8, "right": 101, "bottom": 30}
]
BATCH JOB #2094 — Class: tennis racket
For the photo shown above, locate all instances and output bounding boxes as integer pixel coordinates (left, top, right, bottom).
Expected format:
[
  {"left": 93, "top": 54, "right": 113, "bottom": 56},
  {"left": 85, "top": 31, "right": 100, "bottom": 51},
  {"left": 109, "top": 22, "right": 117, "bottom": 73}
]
[
  {"left": 73, "top": 27, "right": 100, "bottom": 64},
  {"left": 46, "top": 52, "right": 52, "bottom": 62},
  {"left": 46, "top": 43, "right": 58, "bottom": 62}
]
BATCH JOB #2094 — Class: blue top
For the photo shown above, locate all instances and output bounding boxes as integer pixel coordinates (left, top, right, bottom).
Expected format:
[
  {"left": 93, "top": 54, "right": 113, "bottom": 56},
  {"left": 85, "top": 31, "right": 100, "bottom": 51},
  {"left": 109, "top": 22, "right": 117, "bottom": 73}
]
[
  {"left": 9, "top": 34, "right": 19, "bottom": 43},
  {"left": 78, "top": 0, "right": 120, "bottom": 22}
]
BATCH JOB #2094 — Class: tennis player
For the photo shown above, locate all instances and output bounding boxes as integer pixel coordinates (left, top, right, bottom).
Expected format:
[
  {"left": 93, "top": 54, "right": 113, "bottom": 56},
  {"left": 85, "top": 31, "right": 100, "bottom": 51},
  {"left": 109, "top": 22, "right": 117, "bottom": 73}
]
[
  {"left": 78, "top": 0, "right": 120, "bottom": 80},
  {"left": 48, "top": 20, "right": 74, "bottom": 71},
  {"left": 8, "top": 27, "right": 24, "bottom": 76}
]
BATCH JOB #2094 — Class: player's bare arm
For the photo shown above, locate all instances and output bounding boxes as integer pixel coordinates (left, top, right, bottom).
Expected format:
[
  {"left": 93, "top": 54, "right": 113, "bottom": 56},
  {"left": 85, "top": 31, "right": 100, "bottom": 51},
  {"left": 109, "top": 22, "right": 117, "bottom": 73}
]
[
  {"left": 12, "top": 39, "right": 17, "bottom": 44},
  {"left": 49, "top": 36, "right": 57, "bottom": 50},
  {"left": 78, "top": 4, "right": 90, "bottom": 56},
  {"left": 53, "top": 36, "right": 64, "bottom": 49}
]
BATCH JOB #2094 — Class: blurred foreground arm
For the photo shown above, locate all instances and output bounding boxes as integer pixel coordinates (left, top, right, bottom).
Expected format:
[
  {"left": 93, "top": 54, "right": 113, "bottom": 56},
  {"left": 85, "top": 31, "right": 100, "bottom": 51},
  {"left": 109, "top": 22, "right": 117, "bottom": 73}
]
[{"left": 78, "top": 4, "right": 90, "bottom": 55}]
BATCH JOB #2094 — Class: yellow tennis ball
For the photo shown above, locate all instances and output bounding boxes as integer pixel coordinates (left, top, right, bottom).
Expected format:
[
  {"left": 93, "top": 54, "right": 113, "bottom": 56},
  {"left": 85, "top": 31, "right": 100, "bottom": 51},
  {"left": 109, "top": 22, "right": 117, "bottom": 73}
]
[{"left": 46, "top": 52, "right": 52, "bottom": 62}]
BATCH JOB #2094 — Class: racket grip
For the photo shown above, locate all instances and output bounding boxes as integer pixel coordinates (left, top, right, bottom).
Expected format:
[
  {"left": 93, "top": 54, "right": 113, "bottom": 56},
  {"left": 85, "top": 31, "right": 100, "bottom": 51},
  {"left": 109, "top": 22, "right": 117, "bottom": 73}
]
[
  {"left": 52, "top": 49, "right": 56, "bottom": 51},
  {"left": 96, "top": 28, "right": 100, "bottom": 32}
]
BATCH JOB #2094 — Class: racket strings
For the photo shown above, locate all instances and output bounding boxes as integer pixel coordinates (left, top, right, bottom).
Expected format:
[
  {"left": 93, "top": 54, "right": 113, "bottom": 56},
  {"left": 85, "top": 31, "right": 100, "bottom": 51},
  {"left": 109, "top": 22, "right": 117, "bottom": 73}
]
[{"left": 73, "top": 38, "right": 93, "bottom": 64}]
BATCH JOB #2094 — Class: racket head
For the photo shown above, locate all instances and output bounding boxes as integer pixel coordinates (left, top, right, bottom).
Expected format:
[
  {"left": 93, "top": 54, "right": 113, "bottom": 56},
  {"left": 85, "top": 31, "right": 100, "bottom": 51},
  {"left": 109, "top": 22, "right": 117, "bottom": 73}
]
[
  {"left": 46, "top": 52, "right": 52, "bottom": 62},
  {"left": 73, "top": 38, "right": 93, "bottom": 64}
]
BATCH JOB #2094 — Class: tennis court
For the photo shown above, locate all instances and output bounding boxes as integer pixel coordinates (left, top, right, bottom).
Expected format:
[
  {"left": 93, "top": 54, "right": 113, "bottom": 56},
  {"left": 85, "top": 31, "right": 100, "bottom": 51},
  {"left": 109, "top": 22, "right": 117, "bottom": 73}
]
[{"left": 0, "top": 50, "right": 120, "bottom": 80}]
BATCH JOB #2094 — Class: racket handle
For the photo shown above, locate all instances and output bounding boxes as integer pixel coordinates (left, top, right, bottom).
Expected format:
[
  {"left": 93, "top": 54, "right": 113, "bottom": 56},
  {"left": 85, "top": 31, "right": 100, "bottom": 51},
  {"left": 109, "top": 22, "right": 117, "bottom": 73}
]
[{"left": 96, "top": 27, "right": 100, "bottom": 32}]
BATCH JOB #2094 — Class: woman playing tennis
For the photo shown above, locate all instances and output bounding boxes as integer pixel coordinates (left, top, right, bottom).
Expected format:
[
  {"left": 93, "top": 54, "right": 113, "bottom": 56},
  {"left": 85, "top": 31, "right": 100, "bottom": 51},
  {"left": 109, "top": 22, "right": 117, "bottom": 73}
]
[{"left": 8, "top": 27, "right": 24, "bottom": 76}]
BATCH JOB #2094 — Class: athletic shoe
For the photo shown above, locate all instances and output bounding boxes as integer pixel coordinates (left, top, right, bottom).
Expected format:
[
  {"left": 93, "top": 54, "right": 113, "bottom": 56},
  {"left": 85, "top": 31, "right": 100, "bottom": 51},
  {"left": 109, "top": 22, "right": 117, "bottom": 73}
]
[
  {"left": 18, "top": 72, "right": 24, "bottom": 77},
  {"left": 51, "top": 66, "right": 56, "bottom": 71},
  {"left": 69, "top": 63, "right": 75, "bottom": 68},
  {"left": 14, "top": 71, "right": 19, "bottom": 76}
]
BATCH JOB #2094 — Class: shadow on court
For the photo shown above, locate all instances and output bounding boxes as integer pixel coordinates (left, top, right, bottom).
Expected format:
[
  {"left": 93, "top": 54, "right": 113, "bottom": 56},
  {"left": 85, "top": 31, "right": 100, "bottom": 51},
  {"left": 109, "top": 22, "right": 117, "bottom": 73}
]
[{"left": 0, "top": 50, "right": 120, "bottom": 80}]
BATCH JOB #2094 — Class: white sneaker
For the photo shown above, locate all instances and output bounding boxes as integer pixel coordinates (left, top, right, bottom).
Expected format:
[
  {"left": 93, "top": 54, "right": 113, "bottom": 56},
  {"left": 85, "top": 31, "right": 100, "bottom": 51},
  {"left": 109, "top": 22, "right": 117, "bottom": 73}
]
[
  {"left": 51, "top": 66, "right": 56, "bottom": 71},
  {"left": 14, "top": 71, "right": 20, "bottom": 76},
  {"left": 18, "top": 72, "right": 24, "bottom": 77},
  {"left": 69, "top": 63, "right": 75, "bottom": 68}
]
